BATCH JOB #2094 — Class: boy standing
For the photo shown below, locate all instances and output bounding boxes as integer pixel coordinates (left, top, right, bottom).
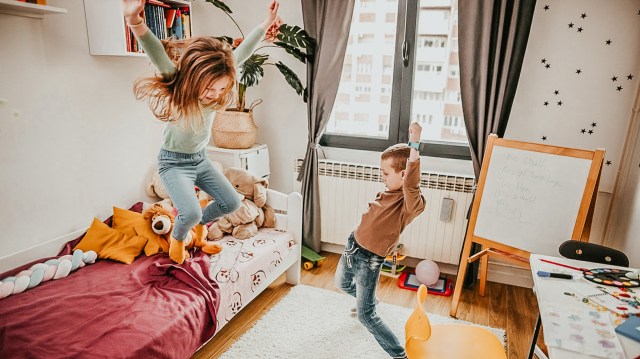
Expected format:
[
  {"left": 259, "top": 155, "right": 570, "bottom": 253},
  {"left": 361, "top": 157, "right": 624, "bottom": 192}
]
[{"left": 334, "top": 122, "right": 426, "bottom": 359}]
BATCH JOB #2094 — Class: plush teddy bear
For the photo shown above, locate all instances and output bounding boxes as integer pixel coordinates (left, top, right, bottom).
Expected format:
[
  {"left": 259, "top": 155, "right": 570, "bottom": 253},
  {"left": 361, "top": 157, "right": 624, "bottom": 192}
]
[
  {"left": 142, "top": 204, "right": 222, "bottom": 258},
  {"left": 207, "top": 167, "right": 276, "bottom": 241}
]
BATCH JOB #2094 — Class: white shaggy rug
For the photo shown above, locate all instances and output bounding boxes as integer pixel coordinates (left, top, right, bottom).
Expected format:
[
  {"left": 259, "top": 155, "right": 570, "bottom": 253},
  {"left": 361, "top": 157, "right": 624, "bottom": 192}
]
[{"left": 220, "top": 284, "right": 506, "bottom": 359}]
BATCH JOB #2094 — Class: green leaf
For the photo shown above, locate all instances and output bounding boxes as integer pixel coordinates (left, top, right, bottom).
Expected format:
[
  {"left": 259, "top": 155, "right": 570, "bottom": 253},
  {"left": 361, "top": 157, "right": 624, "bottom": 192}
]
[
  {"left": 239, "top": 53, "right": 269, "bottom": 87},
  {"left": 274, "top": 41, "right": 307, "bottom": 63},
  {"left": 205, "top": 0, "right": 232, "bottom": 14},
  {"left": 276, "top": 24, "right": 316, "bottom": 57},
  {"left": 275, "top": 61, "right": 304, "bottom": 96}
]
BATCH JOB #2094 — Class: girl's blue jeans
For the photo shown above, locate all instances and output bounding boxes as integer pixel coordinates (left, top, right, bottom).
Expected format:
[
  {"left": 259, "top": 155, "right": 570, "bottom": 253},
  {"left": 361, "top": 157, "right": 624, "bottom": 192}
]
[
  {"left": 157, "top": 148, "right": 241, "bottom": 241},
  {"left": 334, "top": 233, "right": 407, "bottom": 358}
]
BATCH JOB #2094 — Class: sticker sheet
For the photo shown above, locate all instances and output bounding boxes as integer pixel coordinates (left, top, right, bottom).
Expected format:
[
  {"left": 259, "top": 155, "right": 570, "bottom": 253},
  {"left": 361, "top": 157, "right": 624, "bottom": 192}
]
[{"left": 543, "top": 305, "right": 625, "bottom": 359}]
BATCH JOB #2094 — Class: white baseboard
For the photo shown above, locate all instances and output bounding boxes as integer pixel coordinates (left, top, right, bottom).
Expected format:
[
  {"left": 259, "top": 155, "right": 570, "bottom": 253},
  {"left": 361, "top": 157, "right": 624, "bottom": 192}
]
[
  {"left": 0, "top": 228, "right": 87, "bottom": 274},
  {"left": 321, "top": 242, "right": 533, "bottom": 289}
]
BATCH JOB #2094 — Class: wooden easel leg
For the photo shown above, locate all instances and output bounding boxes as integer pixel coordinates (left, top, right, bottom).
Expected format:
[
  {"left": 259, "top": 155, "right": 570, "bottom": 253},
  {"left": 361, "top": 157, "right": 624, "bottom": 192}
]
[
  {"left": 479, "top": 247, "right": 488, "bottom": 296},
  {"left": 450, "top": 238, "right": 474, "bottom": 317}
]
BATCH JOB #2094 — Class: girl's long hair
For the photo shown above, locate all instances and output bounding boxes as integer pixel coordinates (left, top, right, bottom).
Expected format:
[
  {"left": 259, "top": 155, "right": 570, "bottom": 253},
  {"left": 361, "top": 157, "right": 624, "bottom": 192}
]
[{"left": 134, "top": 36, "right": 236, "bottom": 129}]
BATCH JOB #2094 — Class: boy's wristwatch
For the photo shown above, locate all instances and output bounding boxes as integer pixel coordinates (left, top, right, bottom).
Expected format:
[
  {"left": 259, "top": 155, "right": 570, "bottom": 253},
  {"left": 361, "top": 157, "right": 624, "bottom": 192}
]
[{"left": 407, "top": 141, "right": 421, "bottom": 150}]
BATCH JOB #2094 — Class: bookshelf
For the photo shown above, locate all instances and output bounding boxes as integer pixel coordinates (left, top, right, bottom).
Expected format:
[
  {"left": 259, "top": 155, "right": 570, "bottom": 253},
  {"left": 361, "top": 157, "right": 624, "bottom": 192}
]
[
  {"left": 84, "top": 0, "right": 192, "bottom": 57},
  {"left": 0, "top": 0, "right": 67, "bottom": 18}
]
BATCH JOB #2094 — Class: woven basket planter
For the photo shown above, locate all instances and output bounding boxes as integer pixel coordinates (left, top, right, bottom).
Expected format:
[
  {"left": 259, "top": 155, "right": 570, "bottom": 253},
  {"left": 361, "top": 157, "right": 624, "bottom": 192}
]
[{"left": 212, "top": 100, "right": 261, "bottom": 149}]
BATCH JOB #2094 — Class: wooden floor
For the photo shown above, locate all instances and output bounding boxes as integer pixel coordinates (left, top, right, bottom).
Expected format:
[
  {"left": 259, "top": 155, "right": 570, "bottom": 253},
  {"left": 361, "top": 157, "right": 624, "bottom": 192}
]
[{"left": 192, "top": 252, "right": 546, "bottom": 359}]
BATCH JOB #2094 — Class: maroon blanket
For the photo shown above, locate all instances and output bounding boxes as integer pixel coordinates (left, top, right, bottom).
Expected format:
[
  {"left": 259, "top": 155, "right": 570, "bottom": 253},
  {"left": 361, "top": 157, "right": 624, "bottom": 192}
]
[{"left": 0, "top": 211, "right": 220, "bottom": 359}]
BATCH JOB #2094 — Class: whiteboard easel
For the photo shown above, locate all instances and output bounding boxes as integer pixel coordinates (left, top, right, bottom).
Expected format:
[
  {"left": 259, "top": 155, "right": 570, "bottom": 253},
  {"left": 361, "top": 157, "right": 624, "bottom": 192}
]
[{"left": 449, "top": 134, "right": 604, "bottom": 317}]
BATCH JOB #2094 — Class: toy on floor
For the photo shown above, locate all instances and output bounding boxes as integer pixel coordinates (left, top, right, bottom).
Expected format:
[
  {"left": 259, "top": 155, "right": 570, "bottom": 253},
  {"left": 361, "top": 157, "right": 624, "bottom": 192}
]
[
  {"left": 381, "top": 243, "right": 406, "bottom": 276},
  {"left": 301, "top": 244, "right": 325, "bottom": 270},
  {"left": 415, "top": 259, "right": 440, "bottom": 286},
  {"left": 0, "top": 249, "right": 97, "bottom": 299},
  {"left": 398, "top": 272, "right": 453, "bottom": 296}
]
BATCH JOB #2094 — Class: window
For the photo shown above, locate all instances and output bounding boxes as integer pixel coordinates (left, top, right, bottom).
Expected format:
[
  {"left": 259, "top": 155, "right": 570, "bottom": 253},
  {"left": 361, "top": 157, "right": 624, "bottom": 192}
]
[{"left": 322, "top": 0, "right": 469, "bottom": 160}]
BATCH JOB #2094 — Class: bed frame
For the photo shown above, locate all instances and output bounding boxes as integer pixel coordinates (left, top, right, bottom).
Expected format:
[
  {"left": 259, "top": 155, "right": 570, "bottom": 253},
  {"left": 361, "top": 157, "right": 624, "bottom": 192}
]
[
  {"left": 0, "top": 188, "right": 303, "bottom": 299},
  {"left": 246, "top": 188, "right": 302, "bottom": 287}
]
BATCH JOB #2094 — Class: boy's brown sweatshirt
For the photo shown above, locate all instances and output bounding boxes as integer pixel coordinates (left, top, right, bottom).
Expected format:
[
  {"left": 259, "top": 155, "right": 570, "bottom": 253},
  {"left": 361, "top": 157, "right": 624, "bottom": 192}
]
[{"left": 354, "top": 160, "right": 426, "bottom": 257}]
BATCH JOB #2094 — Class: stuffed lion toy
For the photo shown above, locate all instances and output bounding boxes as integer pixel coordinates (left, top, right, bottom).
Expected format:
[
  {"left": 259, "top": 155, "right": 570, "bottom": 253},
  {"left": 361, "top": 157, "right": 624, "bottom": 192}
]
[
  {"left": 207, "top": 168, "right": 276, "bottom": 241},
  {"left": 143, "top": 204, "right": 222, "bottom": 257}
]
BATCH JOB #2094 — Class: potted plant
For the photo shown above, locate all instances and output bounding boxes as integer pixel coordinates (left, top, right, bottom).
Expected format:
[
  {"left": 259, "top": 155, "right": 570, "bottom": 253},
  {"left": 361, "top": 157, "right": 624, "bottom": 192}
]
[{"left": 206, "top": 0, "right": 315, "bottom": 149}]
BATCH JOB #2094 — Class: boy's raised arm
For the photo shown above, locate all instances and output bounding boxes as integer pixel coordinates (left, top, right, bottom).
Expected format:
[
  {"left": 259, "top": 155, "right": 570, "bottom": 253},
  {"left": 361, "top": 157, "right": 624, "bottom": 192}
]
[{"left": 404, "top": 122, "right": 426, "bottom": 214}]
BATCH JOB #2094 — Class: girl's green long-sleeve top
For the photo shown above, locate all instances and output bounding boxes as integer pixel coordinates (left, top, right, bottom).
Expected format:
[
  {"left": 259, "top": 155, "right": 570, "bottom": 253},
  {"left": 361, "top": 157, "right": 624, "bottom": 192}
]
[{"left": 136, "top": 27, "right": 265, "bottom": 154}]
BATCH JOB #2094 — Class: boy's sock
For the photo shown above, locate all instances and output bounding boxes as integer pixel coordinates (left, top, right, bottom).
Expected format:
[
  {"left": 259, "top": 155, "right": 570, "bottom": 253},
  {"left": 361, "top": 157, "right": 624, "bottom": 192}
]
[{"left": 169, "top": 236, "right": 188, "bottom": 264}]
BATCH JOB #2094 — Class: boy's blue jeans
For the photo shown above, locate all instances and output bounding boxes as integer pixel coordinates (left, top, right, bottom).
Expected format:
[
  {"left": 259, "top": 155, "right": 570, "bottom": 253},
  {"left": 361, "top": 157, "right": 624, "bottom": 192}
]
[
  {"left": 157, "top": 148, "right": 241, "bottom": 241},
  {"left": 334, "top": 233, "right": 407, "bottom": 358}
]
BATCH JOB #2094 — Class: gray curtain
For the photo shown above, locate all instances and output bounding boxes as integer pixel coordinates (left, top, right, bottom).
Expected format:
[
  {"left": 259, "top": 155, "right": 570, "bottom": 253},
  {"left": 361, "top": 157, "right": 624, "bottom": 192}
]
[
  {"left": 299, "top": 0, "right": 356, "bottom": 252},
  {"left": 458, "top": 0, "right": 537, "bottom": 283},
  {"left": 459, "top": 0, "right": 537, "bottom": 177}
]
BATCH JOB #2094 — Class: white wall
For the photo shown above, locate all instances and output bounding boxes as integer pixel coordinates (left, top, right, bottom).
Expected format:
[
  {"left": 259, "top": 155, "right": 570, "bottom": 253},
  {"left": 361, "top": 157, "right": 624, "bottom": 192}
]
[
  {"left": 0, "top": 1, "right": 164, "bottom": 257},
  {"left": 506, "top": 0, "right": 640, "bottom": 252}
]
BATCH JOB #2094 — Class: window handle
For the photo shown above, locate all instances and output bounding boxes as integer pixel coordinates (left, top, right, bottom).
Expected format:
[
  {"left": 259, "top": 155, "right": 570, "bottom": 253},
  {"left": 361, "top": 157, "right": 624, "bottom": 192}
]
[{"left": 402, "top": 41, "right": 410, "bottom": 67}]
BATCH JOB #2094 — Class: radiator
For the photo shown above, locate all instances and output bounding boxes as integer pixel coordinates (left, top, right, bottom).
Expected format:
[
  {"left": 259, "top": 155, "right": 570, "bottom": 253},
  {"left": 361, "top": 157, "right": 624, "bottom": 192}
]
[{"left": 294, "top": 159, "right": 476, "bottom": 264}]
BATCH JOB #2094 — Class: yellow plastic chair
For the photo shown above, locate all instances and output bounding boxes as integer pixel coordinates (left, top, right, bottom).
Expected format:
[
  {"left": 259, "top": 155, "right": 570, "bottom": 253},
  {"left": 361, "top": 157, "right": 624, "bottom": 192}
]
[{"left": 405, "top": 284, "right": 507, "bottom": 359}]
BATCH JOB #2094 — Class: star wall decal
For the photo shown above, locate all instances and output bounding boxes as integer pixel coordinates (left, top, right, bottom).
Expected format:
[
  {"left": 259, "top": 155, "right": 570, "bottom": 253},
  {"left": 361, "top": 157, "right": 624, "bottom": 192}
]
[
  {"left": 581, "top": 13, "right": 587, "bottom": 19},
  {"left": 581, "top": 129, "right": 586, "bottom": 134},
  {"left": 588, "top": 129, "right": 594, "bottom": 134},
  {"left": 577, "top": 27, "right": 584, "bottom": 33},
  {"left": 591, "top": 122, "right": 597, "bottom": 127},
  {"left": 606, "top": 39, "right": 612, "bottom": 45},
  {"left": 545, "top": 64, "right": 551, "bottom": 69},
  {"left": 606, "top": 160, "right": 612, "bottom": 166},
  {"left": 544, "top": 5, "right": 549, "bottom": 11},
  {"left": 557, "top": 101, "right": 563, "bottom": 106},
  {"left": 541, "top": 58, "right": 547, "bottom": 63},
  {"left": 544, "top": 101, "right": 549, "bottom": 106},
  {"left": 554, "top": 90, "right": 560, "bottom": 95},
  {"left": 542, "top": 136, "right": 547, "bottom": 141},
  {"left": 568, "top": 23, "right": 574, "bottom": 28},
  {"left": 576, "top": 69, "right": 582, "bottom": 74},
  {"left": 628, "top": 74, "right": 635, "bottom": 80},
  {"left": 617, "top": 86, "right": 623, "bottom": 91},
  {"left": 612, "top": 76, "right": 618, "bottom": 81}
]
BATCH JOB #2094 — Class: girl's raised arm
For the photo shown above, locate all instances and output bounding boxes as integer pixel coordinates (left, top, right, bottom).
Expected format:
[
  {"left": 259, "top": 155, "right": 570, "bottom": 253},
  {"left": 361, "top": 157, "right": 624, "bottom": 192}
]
[
  {"left": 121, "top": 0, "right": 176, "bottom": 77},
  {"left": 234, "top": 0, "right": 279, "bottom": 65}
]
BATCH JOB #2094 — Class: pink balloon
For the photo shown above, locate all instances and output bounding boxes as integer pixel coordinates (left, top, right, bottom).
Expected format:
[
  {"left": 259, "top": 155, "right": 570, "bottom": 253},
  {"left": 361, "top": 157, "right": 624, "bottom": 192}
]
[{"left": 415, "top": 259, "right": 440, "bottom": 286}]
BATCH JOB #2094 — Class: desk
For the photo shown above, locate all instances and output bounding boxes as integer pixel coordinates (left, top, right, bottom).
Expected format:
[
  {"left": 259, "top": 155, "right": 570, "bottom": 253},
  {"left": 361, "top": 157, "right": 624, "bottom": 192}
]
[{"left": 530, "top": 254, "right": 640, "bottom": 359}]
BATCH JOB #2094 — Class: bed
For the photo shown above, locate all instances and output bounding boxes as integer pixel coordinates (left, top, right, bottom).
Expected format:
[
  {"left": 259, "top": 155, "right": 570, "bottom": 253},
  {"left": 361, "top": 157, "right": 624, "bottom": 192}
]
[{"left": 0, "top": 189, "right": 302, "bottom": 359}]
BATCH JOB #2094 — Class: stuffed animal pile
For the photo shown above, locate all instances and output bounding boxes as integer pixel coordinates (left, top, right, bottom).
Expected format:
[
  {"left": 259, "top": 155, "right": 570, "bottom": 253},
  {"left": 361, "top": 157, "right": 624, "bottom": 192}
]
[
  {"left": 146, "top": 164, "right": 274, "bottom": 246},
  {"left": 207, "top": 167, "right": 276, "bottom": 240},
  {"left": 0, "top": 249, "right": 97, "bottom": 299}
]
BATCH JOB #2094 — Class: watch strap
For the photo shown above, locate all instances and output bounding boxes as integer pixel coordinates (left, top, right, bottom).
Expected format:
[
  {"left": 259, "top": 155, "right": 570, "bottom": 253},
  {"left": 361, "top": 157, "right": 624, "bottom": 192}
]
[{"left": 407, "top": 141, "right": 420, "bottom": 150}]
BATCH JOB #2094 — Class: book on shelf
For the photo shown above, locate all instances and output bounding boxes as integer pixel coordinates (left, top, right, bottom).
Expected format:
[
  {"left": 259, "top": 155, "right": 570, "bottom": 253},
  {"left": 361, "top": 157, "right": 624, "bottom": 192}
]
[
  {"left": 181, "top": 8, "right": 191, "bottom": 39},
  {"left": 125, "top": 1, "right": 191, "bottom": 54}
]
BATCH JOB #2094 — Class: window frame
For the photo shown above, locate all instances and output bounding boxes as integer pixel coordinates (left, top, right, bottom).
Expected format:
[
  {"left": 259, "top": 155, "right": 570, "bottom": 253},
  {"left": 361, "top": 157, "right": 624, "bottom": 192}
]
[{"left": 320, "top": 0, "right": 471, "bottom": 161}]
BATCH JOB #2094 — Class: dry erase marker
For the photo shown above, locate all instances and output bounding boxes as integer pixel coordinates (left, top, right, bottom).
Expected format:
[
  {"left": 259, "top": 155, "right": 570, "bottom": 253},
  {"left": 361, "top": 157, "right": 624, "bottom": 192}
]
[{"left": 537, "top": 271, "right": 573, "bottom": 279}]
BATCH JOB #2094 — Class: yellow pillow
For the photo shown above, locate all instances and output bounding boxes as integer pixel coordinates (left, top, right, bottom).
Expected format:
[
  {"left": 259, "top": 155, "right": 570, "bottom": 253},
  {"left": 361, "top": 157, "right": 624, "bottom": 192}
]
[
  {"left": 112, "top": 207, "right": 162, "bottom": 256},
  {"left": 74, "top": 218, "right": 148, "bottom": 264}
]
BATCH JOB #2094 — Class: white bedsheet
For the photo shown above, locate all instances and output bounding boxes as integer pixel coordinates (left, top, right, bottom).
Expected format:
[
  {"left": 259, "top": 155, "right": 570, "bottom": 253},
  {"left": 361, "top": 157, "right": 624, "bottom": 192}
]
[{"left": 208, "top": 228, "right": 295, "bottom": 332}]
